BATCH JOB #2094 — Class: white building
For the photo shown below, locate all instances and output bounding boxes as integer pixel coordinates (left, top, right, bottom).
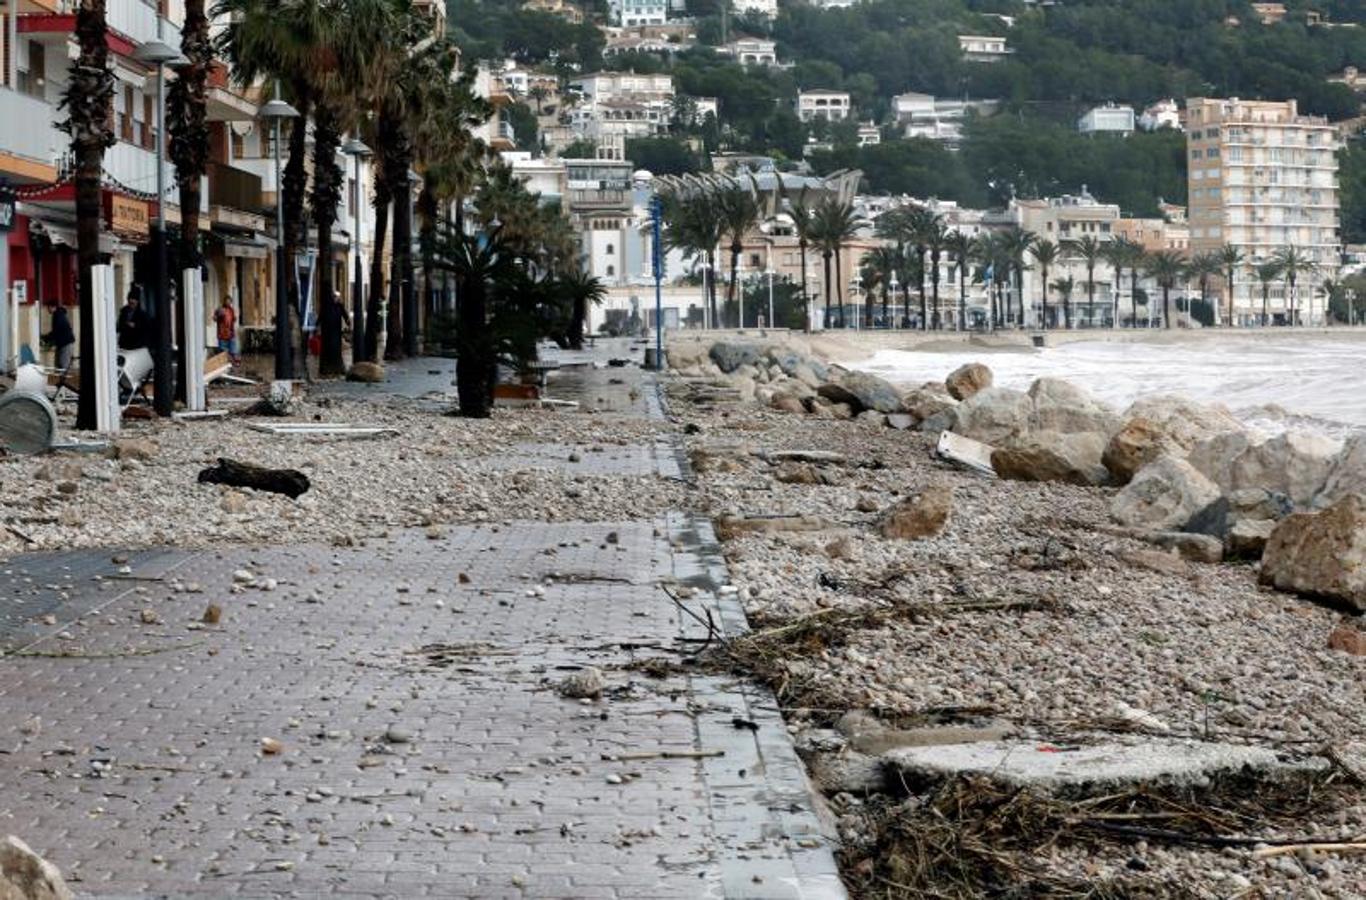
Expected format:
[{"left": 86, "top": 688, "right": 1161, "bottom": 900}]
[
  {"left": 856, "top": 123, "right": 880, "bottom": 146},
  {"left": 569, "top": 72, "right": 674, "bottom": 105},
  {"left": 732, "top": 0, "right": 777, "bottom": 18},
  {"left": 1138, "top": 99, "right": 1182, "bottom": 131},
  {"left": 609, "top": 0, "right": 668, "bottom": 27},
  {"left": 506, "top": 152, "right": 568, "bottom": 206},
  {"left": 796, "top": 90, "right": 851, "bottom": 122},
  {"left": 958, "top": 34, "right": 1012, "bottom": 62},
  {"left": 719, "top": 38, "right": 778, "bottom": 66},
  {"left": 1013, "top": 192, "right": 1123, "bottom": 328},
  {"left": 1078, "top": 103, "right": 1136, "bottom": 135},
  {"left": 891, "top": 92, "right": 998, "bottom": 146}
]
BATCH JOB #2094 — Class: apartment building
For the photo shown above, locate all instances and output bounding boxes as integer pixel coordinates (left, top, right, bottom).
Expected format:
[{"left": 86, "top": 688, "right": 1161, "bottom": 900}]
[
  {"left": 609, "top": 0, "right": 667, "bottom": 27},
  {"left": 718, "top": 38, "right": 777, "bottom": 66},
  {"left": 958, "top": 34, "right": 1012, "bottom": 63},
  {"left": 1078, "top": 103, "right": 1135, "bottom": 135},
  {"left": 1185, "top": 97, "right": 1340, "bottom": 324},
  {"left": 1014, "top": 192, "right": 1122, "bottom": 327},
  {"left": 891, "top": 92, "right": 999, "bottom": 146},
  {"left": 795, "top": 89, "right": 850, "bottom": 122},
  {"left": 732, "top": 0, "right": 777, "bottom": 18}
]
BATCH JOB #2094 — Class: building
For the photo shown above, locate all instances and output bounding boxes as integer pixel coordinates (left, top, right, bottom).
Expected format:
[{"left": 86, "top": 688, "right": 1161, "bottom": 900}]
[
  {"left": 522, "top": 0, "right": 584, "bottom": 23},
  {"left": 856, "top": 123, "right": 880, "bottom": 146},
  {"left": 473, "top": 64, "right": 518, "bottom": 152},
  {"left": 718, "top": 38, "right": 777, "bottom": 66},
  {"left": 569, "top": 72, "right": 674, "bottom": 106},
  {"left": 958, "top": 34, "right": 1012, "bottom": 63},
  {"left": 506, "top": 152, "right": 568, "bottom": 206},
  {"left": 1185, "top": 97, "right": 1341, "bottom": 325},
  {"left": 795, "top": 90, "right": 851, "bottom": 122},
  {"left": 1014, "top": 192, "right": 1122, "bottom": 327},
  {"left": 731, "top": 0, "right": 777, "bottom": 18},
  {"left": 1139, "top": 99, "right": 1182, "bottom": 131},
  {"left": 1078, "top": 103, "right": 1135, "bottom": 135},
  {"left": 609, "top": 0, "right": 668, "bottom": 27},
  {"left": 1250, "top": 2, "right": 1287, "bottom": 25},
  {"left": 891, "top": 92, "right": 998, "bottom": 146},
  {"left": 1329, "top": 66, "right": 1366, "bottom": 92}
]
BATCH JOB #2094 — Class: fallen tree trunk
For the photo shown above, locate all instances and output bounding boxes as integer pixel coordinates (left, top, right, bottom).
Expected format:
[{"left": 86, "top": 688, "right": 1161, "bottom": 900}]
[{"left": 197, "top": 458, "right": 311, "bottom": 498}]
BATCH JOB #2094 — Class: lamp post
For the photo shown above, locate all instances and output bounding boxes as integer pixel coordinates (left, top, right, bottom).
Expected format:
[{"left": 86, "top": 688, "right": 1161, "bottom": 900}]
[
  {"left": 342, "top": 137, "right": 370, "bottom": 363},
  {"left": 889, "top": 271, "right": 899, "bottom": 330},
  {"left": 134, "top": 37, "right": 186, "bottom": 416},
  {"left": 735, "top": 257, "right": 744, "bottom": 330},
  {"left": 701, "top": 261, "right": 712, "bottom": 330},
  {"left": 1348, "top": 288, "right": 1357, "bottom": 327},
  {"left": 260, "top": 90, "right": 299, "bottom": 380},
  {"left": 850, "top": 275, "right": 862, "bottom": 330}
]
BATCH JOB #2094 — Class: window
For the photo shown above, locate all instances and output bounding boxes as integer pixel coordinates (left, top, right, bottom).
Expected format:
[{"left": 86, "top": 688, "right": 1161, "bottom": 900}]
[
  {"left": 605, "top": 243, "right": 614, "bottom": 254},
  {"left": 606, "top": 264, "right": 615, "bottom": 276}
]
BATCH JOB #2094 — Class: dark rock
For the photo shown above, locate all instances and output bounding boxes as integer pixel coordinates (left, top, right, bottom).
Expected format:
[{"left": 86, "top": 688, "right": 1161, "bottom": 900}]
[{"left": 709, "top": 341, "right": 764, "bottom": 374}]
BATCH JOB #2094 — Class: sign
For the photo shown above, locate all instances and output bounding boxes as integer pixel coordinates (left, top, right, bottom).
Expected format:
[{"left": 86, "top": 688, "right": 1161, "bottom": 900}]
[
  {"left": 0, "top": 190, "right": 15, "bottom": 233},
  {"left": 108, "top": 195, "right": 149, "bottom": 238}
]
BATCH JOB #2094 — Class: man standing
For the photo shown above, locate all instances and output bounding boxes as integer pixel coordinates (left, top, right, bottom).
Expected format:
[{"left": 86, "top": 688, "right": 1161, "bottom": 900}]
[
  {"left": 214, "top": 296, "right": 239, "bottom": 365},
  {"left": 44, "top": 306, "right": 76, "bottom": 371},
  {"left": 117, "top": 287, "right": 151, "bottom": 351}
]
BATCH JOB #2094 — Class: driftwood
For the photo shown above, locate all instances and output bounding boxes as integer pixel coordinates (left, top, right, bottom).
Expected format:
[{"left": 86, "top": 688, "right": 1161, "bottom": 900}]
[{"left": 197, "top": 458, "right": 311, "bottom": 498}]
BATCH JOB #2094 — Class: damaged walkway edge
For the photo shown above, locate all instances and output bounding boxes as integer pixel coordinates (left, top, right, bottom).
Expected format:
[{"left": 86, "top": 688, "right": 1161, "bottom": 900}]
[{"left": 656, "top": 376, "right": 847, "bottom": 900}]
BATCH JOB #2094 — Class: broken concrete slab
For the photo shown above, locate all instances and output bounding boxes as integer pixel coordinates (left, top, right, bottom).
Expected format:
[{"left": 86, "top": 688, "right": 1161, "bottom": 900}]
[{"left": 883, "top": 739, "right": 1316, "bottom": 793}]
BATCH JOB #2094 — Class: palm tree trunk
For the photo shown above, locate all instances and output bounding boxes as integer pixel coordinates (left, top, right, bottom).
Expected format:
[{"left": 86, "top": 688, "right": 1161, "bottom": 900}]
[
  {"left": 1040, "top": 264, "right": 1049, "bottom": 329},
  {"left": 882, "top": 284, "right": 889, "bottom": 327},
  {"left": 834, "top": 246, "right": 845, "bottom": 327},
  {"left": 798, "top": 239, "right": 810, "bottom": 332},
  {"left": 283, "top": 87, "right": 310, "bottom": 378},
  {"left": 456, "top": 267, "right": 491, "bottom": 417},
  {"left": 311, "top": 102, "right": 344, "bottom": 376},
  {"left": 1163, "top": 285, "right": 1171, "bottom": 329},
  {"left": 417, "top": 181, "right": 439, "bottom": 342},
  {"left": 1130, "top": 269, "right": 1139, "bottom": 328},
  {"left": 69, "top": 0, "right": 113, "bottom": 430},
  {"left": 1226, "top": 267, "right": 1235, "bottom": 327},
  {"left": 395, "top": 162, "right": 417, "bottom": 357},
  {"left": 727, "top": 241, "right": 741, "bottom": 326},
  {"left": 1263, "top": 285, "right": 1270, "bottom": 325},
  {"left": 822, "top": 251, "right": 832, "bottom": 329},
  {"left": 917, "top": 250, "right": 927, "bottom": 330},
  {"left": 930, "top": 253, "right": 941, "bottom": 330},
  {"left": 707, "top": 249, "right": 718, "bottom": 327},
  {"left": 168, "top": 0, "right": 208, "bottom": 402},
  {"left": 958, "top": 266, "right": 966, "bottom": 331},
  {"left": 365, "top": 184, "right": 390, "bottom": 363}
]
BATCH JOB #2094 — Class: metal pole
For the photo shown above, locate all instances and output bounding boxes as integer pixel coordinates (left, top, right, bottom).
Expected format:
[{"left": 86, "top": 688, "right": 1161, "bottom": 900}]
[
  {"left": 273, "top": 114, "right": 291, "bottom": 379},
  {"left": 652, "top": 196, "right": 663, "bottom": 370},
  {"left": 151, "top": 62, "right": 172, "bottom": 415},
  {"left": 766, "top": 269, "right": 773, "bottom": 331},
  {"left": 351, "top": 153, "right": 365, "bottom": 362}
]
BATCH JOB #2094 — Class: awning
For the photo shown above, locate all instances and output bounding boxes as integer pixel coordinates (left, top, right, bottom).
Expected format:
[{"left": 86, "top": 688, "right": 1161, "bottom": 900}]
[
  {"left": 28, "top": 217, "right": 75, "bottom": 249},
  {"left": 223, "top": 237, "right": 269, "bottom": 260}
]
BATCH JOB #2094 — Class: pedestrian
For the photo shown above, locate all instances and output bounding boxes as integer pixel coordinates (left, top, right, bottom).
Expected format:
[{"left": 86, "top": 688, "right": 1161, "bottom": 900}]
[
  {"left": 43, "top": 305, "right": 76, "bottom": 371},
  {"left": 117, "top": 286, "right": 151, "bottom": 351},
  {"left": 214, "top": 296, "right": 239, "bottom": 365},
  {"left": 334, "top": 291, "right": 351, "bottom": 339}
]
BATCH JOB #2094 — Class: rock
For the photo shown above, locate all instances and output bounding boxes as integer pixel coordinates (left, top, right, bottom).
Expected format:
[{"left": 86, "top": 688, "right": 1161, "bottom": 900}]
[
  {"left": 770, "top": 350, "right": 828, "bottom": 382},
  {"left": 886, "top": 413, "right": 915, "bottom": 430},
  {"left": 1186, "top": 429, "right": 1263, "bottom": 493},
  {"left": 815, "top": 381, "right": 860, "bottom": 409},
  {"left": 945, "top": 362, "right": 993, "bottom": 401},
  {"left": 792, "top": 363, "right": 824, "bottom": 389},
  {"left": 108, "top": 437, "right": 158, "bottom": 462},
  {"left": 1228, "top": 518, "right": 1276, "bottom": 560},
  {"left": 774, "top": 462, "right": 835, "bottom": 486},
  {"left": 260, "top": 737, "right": 283, "bottom": 755},
  {"left": 950, "top": 387, "right": 1030, "bottom": 445},
  {"left": 1139, "top": 531, "right": 1224, "bottom": 564},
  {"left": 769, "top": 393, "right": 807, "bottom": 415},
  {"left": 1260, "top": 495, "right": 1366, "bottom": 610},
  {"left": 879, "top": 486, "right": 953, "bottom": 540},
  {"left": 855, "top": 496, "right": 879, "bottom": 513},
  {"left": 1122, "top": 395, "right": 1244, "bottom": 451},
  {"left": 1317, "top": 434, "right": 1366, "bottom": 507},
  {"left": 709, "top": 341, "right": 763, "bottom": 374},
  {"left": 827, "top": 402, "right": 854, "bottom": 421},
  {"left": 716, "top": 515, "right": 833, "bottom": 540},
  {"left": 0, "top": 835, "right": 73, "bottom": 900},
  {"left": 139, "top": 608, "right": 159, "bottom": 625},
  {"left": 1026, "top": 378, "right": 1118, "bottom": 436},
  {"left": 990, "top": 431, "right": 1108, "bottom": 486},
  {"left": 384, "top": 725, "right": 413, "bottom": 744},
  {"left": 829, "top": 371, "right": 905, "bottom": 414},
  {"left": 221, "top": 491, "right": 248, "bottom": 514},
  {"left": 689, "top": 448, "right": 745, "bottom": 474},
  {"left": 1121, "top": 547, "right": 1191, "bottom": 577},
  {"left": 54, "top": 481, "right": 77, "bottom": 496},
  {"left": 1111, "top": 457, "right": 1221, "bottom": 531},
  {"left": 1103, "top": 418, "right": 1180, "bottom": 484},
  {"left": 346, "top": 361, "right": 385, "bottom": 383},
  {"left": 1327, "top": 622, "right": 1366, "bottom": 656},
  {"left": 1185, "top": 488, "right": 1294, "bottom": 540},
  {"left": 856, "top": 410, "right": 887, "bottom": 428},
  {"left": 558, "top": 667, "right": 605, "bottom": 699},
  {"left": 824, "top": 536, "right": 857, "bottom": 560},
  {"left": 202, "top": 604, "right": 223, "bottom": 624},
  {"left": 729, "top": 375, "right": 756, "bottom": 403},
  {"left": 1226, "top": 431, "right": 1342, "bottom": 508},
  {"left": 918, "top": 408, "right": 957, "bottom": 434},
  {"left": 807, "top": 751, "right": 889, "bottom": 795},
  {"left": 903, "top": 382, "right": 957, "bottom": 422},
  {"left": 34, "top": 462, "right": 83, "bottom": 482}
]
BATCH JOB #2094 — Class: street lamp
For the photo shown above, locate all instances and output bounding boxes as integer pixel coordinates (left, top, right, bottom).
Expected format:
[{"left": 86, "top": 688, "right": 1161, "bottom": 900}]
[
  {"left": 849, "top": 275, "right": 862, "bottom": 330},
  {"left": 889, "top": 271, "right": 899, "bottom": 329},
  {"left": 736, "top": 256, "right": 745, "bottom": 330},
  {"left": 134, "top": 38, "right": 186, "bottom": 416},
  {"left": 342, "top": 137, "right": 370, "bottom": 362},
  {"left": 260, "top": 91, "right": 299, "bottom": 380},
  {"left": 700, "top": 260, "right": 712, "bottom": 330},
  {"left": 1348, "top": 288, "right": 1357, "bottom": 327}
]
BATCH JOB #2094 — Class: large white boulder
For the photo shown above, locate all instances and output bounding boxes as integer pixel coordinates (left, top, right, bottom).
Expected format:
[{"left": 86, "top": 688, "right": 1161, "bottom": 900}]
[
  {"left": 1226, "top": 431, "right": 1342, "bottom": 508},
  {"left": 951, "top": 387, "right": 1031, "bottom": 445},
  {"left": 945, "top": 362, "right": 993, "bottom": 401},
  {"left": 1317, "top": 434, "right": 1366, "bottom": 508},
  {"left": 1026, "top": 377, "right": 1119, "bottom": 436},
  {"left": 1261, "top": 494, "right": 1366, "bottom": 611},
  {"left": 1123, "top": 395, "right": 1244, "bottom": 451},
  {"left": 991, "top": 431, "right": 1109, "bottom": 486},
  {"left": 1111, "top": 456, "right": 1222, "bottom": 531}
]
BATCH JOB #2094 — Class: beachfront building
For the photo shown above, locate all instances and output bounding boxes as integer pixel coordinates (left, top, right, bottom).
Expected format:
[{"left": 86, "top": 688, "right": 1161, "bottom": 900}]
[
  {"left": 1013, "top": 192, "right": 1122, "bottom": 328},
  {"left": 796, "top": 90, "right": 851, "bottom": 122},
  {"left": 1185, "top": 97, "right": 1341, "bottom": 325}
]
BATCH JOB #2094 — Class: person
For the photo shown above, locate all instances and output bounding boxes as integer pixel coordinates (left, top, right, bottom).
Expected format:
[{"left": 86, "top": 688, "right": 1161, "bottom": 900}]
[
  {"left": 117, "top": 286, "right": 151, "bottom": 351},
  {"left": 334, "top": 291, "right": 351, "bottom": 339},
  {"left": 43, "top": 306, "right": 76, "bottom": 371},
  {"left": 214, "top": 296, "right": 239, "bottom": 364}
]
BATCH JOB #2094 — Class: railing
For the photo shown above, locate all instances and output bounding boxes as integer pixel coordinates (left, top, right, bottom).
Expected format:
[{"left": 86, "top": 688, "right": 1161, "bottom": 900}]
[
  {"left": 106, "top": 0, "right": 181, "bottom": 46},
  {"left": 0, "top": 87, "right": 61, "bottom": 164},
  {"left": 209, "top": 161, "right": 262, "bottom": 211}
]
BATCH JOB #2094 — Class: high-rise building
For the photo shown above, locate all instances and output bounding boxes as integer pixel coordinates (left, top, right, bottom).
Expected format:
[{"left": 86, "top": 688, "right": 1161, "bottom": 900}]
[{"left": 1186, "top": 97, "right": 1340, "bottom": 325}]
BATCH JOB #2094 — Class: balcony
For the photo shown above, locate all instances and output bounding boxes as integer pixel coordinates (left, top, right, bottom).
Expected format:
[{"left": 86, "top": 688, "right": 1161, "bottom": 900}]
[
  {"left": 106, "top": 0, "right": 180, "bottom": 48},
  {"left": 0, "top": 87, "right": 61, "bottom": 181},
  {"left": 209, "top": 161, "right": 262, "bottom": 211}
]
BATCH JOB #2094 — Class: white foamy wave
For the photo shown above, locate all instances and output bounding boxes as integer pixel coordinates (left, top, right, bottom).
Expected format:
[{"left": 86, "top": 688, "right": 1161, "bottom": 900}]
[{"left": 849, "top": 339, "right": 1366, "bottom": 437}]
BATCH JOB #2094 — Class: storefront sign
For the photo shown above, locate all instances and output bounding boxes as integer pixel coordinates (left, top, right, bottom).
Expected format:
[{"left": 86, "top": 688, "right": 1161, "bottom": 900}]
[
  {"left": 0, "top": 191, "right": 15, "bottom": 233},
  {"left": 108, "top": 195, "right": 149, "bottom": 238}
]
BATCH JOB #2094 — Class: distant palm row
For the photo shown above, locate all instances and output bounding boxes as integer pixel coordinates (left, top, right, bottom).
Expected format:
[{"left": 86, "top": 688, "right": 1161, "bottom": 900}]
[{"left": 654, "top": 176, "right": 1328, "bottom": 332}]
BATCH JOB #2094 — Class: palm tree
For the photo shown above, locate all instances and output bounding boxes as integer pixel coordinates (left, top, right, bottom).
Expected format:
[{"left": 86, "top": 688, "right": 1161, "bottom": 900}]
[
  {"left": 1144, "top": 250, "right": 1186, "bottom": 329},
  {"left": 926, "top": 222, "right": 948, "bottom": 330},
  {"left": 527, "top": 84, "right": 550, "bottom": 114},
  {"left": 1101, "top": 239, "right": 1128, "bottom": 327},
  {"left": 1254, "top": 260, "right": 1283, "bottom": 326},
  {"left": 1064, "top": 235, "right": 1103, "bottom": 329},
  {"left": 812, "top": 197, "right": 864, "bottom": 328},
  {"left": 787, "top": 188, "right": 817, "bottom": 332},
  {"left": 557, "top": 268, "right": 607, "bottom": 349},
  {"left": 1218, "top": 244, "right": 1244, "bottom": 327},
  {"left": 715, "top": 178, "right": 761, "bottom": 327},
  {"left": 167, "top": 0, "right": 213, "bottom": 400},
  {"left": 1051, "top": 276, "right": 1075, "bottom": 329},
  {"left": 973, "top": 232, "right": 1005, "bottom": 330},
  {"left": 659, "top": 185, "right": 723, "bottom": 327},
  {"left": 861, "top": 246, "right": 898, "bottom": 328},
  {"left": 1030, "top": 238, "right": 1061, "bottom": 329},
  {"left": 876, "top": 205, "right": 938, "bottom": 329},
  {"left": 999, "top": 226, "right": 1036, "bottom": 328},
  {"left": 63, "top": 0, "right": 115, "bottom": 429},
  {"left": 1274, "top": 246, "right": 1316, "bottom": 326},
  {"left": 1185, "top": 253, "right": 1222, "bottom": 326},
  {"left": 944, "top": 230, "right": 972, "bottom": 331}
]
